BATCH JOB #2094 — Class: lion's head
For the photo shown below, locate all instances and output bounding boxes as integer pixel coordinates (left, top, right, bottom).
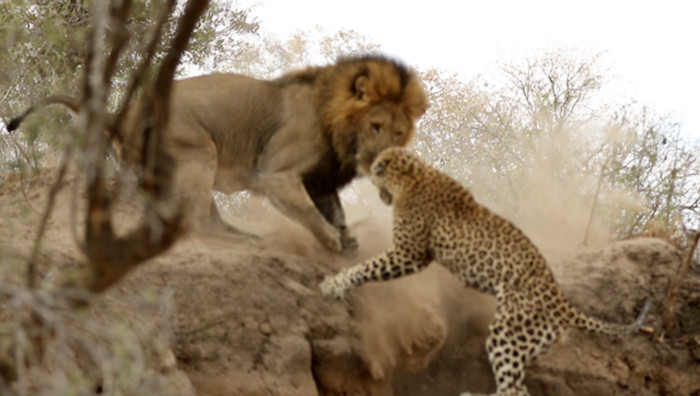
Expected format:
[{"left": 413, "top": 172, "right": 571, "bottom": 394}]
[{"left": 318, "top": 55, "right": 428, "bottom": 175}]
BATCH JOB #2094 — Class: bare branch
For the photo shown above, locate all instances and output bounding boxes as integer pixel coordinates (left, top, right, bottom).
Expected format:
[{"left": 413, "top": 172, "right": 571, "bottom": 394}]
[
  {"left": 112, "top": 0, "right": 177, "bottom": 135},
  {"left": 662, "top": 230, "right": 700, "bottom": 334},
  {"left": 83, "top": 0, "right": 210, "bottom": 293},
  {"left": 26, "top": 150, "right": 74, "bottom": 288},
  {"left": 102, "top": 0, "right": 133, "bottom": 86}
]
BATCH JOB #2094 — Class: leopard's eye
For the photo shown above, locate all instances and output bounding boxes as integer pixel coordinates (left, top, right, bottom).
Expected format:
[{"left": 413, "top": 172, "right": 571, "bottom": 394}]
[{"left": 373, "top": 162, "right": 385, "bottom": 175}]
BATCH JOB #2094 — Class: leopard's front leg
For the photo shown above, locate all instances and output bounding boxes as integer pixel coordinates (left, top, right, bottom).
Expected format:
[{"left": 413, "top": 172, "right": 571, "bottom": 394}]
[{"left": 319, "top": 247, "right": 431, "bottom": 299}]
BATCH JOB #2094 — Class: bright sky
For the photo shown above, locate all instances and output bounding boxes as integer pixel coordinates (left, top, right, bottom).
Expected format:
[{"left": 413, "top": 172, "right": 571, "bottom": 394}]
[{"left": 239, "top": 0, "right": 700, "bottom": 140}]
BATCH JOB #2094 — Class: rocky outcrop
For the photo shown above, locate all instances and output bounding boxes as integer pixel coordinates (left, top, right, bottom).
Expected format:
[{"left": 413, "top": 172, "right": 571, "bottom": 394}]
[
  {"left": 115, "top": 236, "right": 699, "bottom": 396},
  {"left": 2, "top": 174, "right": 699, "bottom": 395}
]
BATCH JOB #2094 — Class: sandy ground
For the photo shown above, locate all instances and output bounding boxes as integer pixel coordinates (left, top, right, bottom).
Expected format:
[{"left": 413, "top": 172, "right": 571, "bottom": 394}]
[{"left": 1, "top": 169, "right": 699, "bottom": 396}]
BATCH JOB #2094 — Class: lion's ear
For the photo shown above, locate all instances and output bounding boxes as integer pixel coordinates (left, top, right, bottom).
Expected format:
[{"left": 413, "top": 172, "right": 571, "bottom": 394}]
[{"left": 353, "top": 75, "right": 368, "bottom": 100}]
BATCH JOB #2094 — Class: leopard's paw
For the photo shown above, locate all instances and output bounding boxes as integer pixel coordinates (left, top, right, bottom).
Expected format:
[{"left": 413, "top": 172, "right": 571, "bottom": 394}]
[{"left": 319, "top": 275, "right": 349, "bottom": 300}]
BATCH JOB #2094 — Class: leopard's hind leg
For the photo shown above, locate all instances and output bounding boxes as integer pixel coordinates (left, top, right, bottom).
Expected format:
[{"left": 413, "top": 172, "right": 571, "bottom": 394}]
[{"left": 461, "top": 288, "right": 563, "bottom": 396}]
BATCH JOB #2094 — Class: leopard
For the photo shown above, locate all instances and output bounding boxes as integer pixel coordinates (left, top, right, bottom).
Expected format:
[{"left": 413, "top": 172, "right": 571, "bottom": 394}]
[
  {"left": 320, "top": 147, "right": 652, "bottom": 396},
  {"left": 6, "top": 55, "right": 428, "bottom": 253}
]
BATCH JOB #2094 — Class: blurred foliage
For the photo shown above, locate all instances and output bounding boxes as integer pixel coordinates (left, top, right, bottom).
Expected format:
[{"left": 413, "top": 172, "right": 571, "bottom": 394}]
[
  {"left": 415, "top": 48, "right": 699, "bottom": 248},
  {"left": 603, "top": 104, "right": 700, "bottom": 247},
  {"left": 0, "top": 0, "right": 258, "bottom": 174},
  {"left": 217, "top": 26, "right": 380, "bottom": 79}
]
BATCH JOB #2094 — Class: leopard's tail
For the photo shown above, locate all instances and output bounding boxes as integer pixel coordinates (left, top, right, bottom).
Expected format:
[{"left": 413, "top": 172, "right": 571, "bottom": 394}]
[{"left": 566, "top": 298, "right": 653, "bottom": 335}]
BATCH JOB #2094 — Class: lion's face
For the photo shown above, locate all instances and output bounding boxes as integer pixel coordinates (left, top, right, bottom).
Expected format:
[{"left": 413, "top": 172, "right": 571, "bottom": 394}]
[
  {"left": 322, "top": 57, "right": 427, "bottom": 177},
  {"left": 354, "top": 102, "right": 416, "bottom": 174}
]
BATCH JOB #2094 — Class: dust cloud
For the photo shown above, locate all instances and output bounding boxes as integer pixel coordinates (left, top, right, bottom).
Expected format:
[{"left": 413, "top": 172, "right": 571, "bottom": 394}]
[
  {"left": 461, "top": 131, "right": 645, "bottom": 262},
  {"left": 216, "top": 179, "right": 491, "bottom": 383},
  {"left": 214, "top": 132, "right": 646, "bottom": 385}
]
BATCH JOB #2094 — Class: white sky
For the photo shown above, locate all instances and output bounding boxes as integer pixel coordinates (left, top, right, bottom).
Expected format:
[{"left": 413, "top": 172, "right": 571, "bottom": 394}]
[{"left": 239, "top": 0, "right": 700, "bottom": 140}]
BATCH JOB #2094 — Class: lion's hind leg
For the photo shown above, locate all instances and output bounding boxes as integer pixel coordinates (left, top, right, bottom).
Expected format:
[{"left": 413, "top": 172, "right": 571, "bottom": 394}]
[{"left": 168, "top": 139, "right": 248, "bottom": 239}]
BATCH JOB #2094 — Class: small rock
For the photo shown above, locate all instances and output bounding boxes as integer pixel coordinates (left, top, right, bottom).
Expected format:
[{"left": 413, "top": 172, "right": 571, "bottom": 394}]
[
  {"left": 160, "top": 349, "right": 178, "bottom": 373},
  {"left": 260, "top": 323, "right": 272, "bottom": 335}
]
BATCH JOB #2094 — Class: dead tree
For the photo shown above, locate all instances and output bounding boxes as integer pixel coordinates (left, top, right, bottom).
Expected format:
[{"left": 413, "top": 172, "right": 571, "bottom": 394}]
[{"left": 26, "top": 0, "right": 211, "bottom": 294}]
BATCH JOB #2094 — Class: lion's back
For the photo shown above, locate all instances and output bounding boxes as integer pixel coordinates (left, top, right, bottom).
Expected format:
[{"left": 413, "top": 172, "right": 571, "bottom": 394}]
[{"left": 171, "top": 73, "right": 284, "bottom": 141}]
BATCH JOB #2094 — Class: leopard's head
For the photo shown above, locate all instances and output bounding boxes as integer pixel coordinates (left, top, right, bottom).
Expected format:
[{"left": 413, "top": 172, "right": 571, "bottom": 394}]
[{"left": 369, "top": 147, "right": 426, "bottom": 205}]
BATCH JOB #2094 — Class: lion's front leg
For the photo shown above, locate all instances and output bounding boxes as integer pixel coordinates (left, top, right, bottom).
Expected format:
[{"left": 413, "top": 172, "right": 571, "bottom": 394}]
[
  {"left": 255, "top": 172, "right": 344, "bottom": 252},
  {"left": 308, "top": 190, "right": 358, "bottom": 252}
]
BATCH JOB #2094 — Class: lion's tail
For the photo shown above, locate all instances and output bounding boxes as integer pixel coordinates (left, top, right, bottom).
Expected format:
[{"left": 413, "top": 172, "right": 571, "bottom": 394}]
[{"left": 6, "top": 95, "right": 80, "bottom": 132}]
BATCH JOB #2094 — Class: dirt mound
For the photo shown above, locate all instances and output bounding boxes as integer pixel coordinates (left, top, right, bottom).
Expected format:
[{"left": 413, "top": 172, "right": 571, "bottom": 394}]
[{"left": 1, "top": 171, "right": 699, "bottom": 396}]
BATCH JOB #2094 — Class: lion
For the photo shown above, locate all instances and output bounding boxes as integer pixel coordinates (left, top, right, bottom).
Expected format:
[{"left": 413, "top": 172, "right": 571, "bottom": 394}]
[{"left": 6, "top": 55, "right": 428, "bottom": 252}]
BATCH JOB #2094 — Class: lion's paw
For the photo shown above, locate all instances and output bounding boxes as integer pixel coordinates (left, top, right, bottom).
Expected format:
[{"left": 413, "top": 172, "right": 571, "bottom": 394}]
[{"left": 317, "top": 228, "right": 344, "bottom": 253}]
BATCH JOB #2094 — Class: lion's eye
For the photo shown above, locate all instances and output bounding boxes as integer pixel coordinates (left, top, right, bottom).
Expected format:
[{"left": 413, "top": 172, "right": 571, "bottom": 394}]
[
  {"left": 395, "top": 130, "right": 405, "bottom": 138},
  {"left": 371, "top": 123, "right": 382, "bottom": 135}
]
